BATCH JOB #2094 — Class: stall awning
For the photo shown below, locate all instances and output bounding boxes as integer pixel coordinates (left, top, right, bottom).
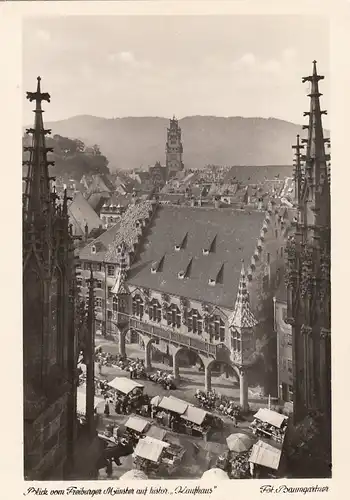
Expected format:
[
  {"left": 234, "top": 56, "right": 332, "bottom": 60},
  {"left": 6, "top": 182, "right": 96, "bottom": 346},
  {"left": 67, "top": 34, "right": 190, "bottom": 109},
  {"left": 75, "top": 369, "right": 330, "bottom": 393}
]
[
  {"left": 146, "top": 425, "right": 167, "bottom": 441},
  {"left": 158, "top": 396, "right": 188, "bottom": 415},
  {"left": 253, "top": 408, "right": 287, "bottom": 429},
  {"left": 125, "top": 416, "right": 149, "bottom": 433},
  {"left": 249, "top": 440, "right": 282, "bottom": 470},
  {"left": 181, "top": 405, "right": 207, "bottom": 425},
  {"left": 76, "top": 391, "right": 104, "bottom": 416},
  {"left": 134, "top": 436, "right": 170, "bottom": 463},
  {"left": 108, "top": 376, "right": 144, "bottom": 395}
]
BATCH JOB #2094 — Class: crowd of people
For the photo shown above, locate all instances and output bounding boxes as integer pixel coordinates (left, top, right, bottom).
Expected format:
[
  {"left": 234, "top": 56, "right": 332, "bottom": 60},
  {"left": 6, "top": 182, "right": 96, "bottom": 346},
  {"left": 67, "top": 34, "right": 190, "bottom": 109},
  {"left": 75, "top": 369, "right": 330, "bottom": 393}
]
[{"left": 195, "top": 389, "right": 242, "bottom": 421}]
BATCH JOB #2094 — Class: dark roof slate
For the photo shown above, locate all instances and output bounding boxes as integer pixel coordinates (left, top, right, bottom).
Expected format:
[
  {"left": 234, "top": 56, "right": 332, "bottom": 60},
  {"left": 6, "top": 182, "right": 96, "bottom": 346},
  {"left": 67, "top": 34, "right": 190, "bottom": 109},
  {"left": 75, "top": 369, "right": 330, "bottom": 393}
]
[{"left": 128, "top": 206, "right": 266, "bottom": 309}]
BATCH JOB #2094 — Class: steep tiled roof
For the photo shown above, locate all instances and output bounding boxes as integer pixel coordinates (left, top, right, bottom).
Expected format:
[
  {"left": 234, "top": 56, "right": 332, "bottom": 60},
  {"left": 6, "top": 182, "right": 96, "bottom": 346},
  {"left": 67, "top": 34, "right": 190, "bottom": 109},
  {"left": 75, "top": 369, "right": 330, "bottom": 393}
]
[
  {"left": 87, "top": 192, "right": 110, "bottom": 212},
  {"left": 127, "top": 206, "right": 266, "bottom": 309},
  {"left": 79, "top": 200, "right": 155, "bottom": 263},
  {"left": 68, "top": 192, "right": 103, "bottom": 236},
  {"left": 223, "top": 165, "right": 293, "bottom": 184}
]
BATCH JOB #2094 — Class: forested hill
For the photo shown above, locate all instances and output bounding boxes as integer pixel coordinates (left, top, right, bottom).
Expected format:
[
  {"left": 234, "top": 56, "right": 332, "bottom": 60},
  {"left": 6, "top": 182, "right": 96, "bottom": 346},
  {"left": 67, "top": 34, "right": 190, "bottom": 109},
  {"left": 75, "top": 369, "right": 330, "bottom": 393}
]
[{"left": 37, "top": 115, "right": 321, "bottom": 171}]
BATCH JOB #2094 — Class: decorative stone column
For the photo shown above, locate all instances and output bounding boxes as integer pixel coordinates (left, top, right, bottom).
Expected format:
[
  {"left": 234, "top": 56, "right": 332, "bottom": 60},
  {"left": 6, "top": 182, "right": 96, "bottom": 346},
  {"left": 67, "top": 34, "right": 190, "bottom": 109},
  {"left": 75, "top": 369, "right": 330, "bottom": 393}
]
[
  {"left": 239, "top": 367, "right": 249, "bottom": 412},
  {"left": 204, "top": 364, "right": 212, "bottom": 393},
  {"left": 173, "top": 351, "right": 180, "bottom": 381},
  {"left": 144, "top": 338, "right": 152, "bottom": 371},
  {"left": 119, "top": 328, "right": 126, "bottom": 358}
]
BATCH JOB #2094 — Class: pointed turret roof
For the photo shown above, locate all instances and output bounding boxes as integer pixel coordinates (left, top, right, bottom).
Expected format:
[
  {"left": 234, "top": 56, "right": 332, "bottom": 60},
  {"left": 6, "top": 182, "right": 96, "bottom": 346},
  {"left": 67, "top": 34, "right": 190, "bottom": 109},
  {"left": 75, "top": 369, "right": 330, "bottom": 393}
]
[
  {"left": 301, "top": 60, "right": 330, "bottom": 193},
  {"left": 112, "top": 268, "right": 129, "bottom": 295},
  {"left": 292, "top": 134, "right": 304, "bottom": 206},
  {"left": 229, "top": 261, "right": 258, "bottom": 329}
]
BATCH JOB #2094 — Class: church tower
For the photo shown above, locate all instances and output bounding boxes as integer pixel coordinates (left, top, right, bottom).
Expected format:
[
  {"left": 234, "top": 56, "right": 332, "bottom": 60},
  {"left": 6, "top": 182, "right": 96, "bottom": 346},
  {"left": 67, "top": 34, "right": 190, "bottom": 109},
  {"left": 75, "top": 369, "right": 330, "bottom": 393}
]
[
  {"left": 285, "top": 61, "right": 331, "bottom": 425},
  {"left": 166, "top": 115, "right": 184, "bottom": 176},
  {"left": 23, "top": 77, "right": 78, "bottom": 479}
]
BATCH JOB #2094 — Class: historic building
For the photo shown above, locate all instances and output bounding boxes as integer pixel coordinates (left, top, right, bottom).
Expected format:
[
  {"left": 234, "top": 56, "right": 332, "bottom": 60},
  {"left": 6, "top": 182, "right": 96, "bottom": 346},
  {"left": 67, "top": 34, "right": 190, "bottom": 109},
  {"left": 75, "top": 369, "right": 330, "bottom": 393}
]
[
  {"left": 273, "top": 281, "right": 293, "bottom": 405},
  {"left": 22, "top": 78, "right": 79, "bottom": 479},
  {"left": 285, "top": 61, "right": 331, "bottom": 424},
  {"left": 79, "top": 199, "right": 291, "bottom": 408},
  {"left": 166, "top": 116, "right": 184, "bottom": 176}
]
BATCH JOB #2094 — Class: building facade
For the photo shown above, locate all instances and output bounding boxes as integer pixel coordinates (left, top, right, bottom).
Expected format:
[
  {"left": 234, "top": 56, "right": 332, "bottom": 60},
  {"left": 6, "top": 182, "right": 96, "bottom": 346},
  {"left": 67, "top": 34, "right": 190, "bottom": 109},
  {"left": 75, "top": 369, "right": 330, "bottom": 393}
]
[
  {"left": 79, "top": 200, "right": 291, "bottom": 408},
  {"left": 166, "top": 116, "right": 184, "bottom": 176},
  {"left": 23, "top": 78, "right": 78, "bottom": 479},
  {"left": 274, "top": 283, "right": 293, "bottom": 405},
  {"left": 285, "top": 61, "right": 331, "bottom": 424}
]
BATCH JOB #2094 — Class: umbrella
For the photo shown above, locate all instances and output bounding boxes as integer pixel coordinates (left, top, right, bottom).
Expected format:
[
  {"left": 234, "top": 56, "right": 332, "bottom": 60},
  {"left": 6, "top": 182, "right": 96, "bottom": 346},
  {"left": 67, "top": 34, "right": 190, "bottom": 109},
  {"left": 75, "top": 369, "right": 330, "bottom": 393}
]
[
  {"left": 120, "top": 470, "right": 148, "bottom": 480},
  {"left": 226, "top": 433, "right": 253, "bottom": 453},
  {"left": 202, "top": 468, "right": 229, "bottom": 479},
  {"left": 151, "top": 395, "right": 162, "bottom": 406}
]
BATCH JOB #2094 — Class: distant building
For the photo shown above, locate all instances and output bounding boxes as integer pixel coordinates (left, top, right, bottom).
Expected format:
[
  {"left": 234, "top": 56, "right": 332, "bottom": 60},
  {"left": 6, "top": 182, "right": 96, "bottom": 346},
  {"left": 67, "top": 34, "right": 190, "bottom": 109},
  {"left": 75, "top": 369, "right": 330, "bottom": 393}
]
[
  {"left": 68, "top": 191, "right": 103, "bottom": 237},
  {"left": 166, "top": 116, "right": 184, "bottom": 176}
]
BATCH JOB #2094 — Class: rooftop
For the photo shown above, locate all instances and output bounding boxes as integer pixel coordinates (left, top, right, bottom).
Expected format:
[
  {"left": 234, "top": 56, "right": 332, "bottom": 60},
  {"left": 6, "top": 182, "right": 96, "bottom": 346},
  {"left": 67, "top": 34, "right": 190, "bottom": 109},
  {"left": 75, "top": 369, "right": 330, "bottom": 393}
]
[
  {"left": 68, "top": 191, "right": 103, "bottom": 235},
  {"left": 128, "top": 205, "right": 266, "bottom": 309}
]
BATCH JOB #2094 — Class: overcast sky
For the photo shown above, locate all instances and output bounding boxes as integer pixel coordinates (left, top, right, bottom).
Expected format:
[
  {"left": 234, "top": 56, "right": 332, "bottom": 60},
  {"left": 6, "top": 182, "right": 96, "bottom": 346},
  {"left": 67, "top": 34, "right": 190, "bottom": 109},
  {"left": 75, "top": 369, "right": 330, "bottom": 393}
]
[{"left": 22, "top": 15, "right": 330, "bottom": 126}]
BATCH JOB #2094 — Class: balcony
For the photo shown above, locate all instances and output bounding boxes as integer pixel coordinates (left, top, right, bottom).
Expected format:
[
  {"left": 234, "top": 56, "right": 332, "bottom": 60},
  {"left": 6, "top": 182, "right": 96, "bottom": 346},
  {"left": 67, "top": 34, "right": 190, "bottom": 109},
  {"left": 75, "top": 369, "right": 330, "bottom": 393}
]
[{"left": 129, "top": 317, "right": 218, "bottom": 358}]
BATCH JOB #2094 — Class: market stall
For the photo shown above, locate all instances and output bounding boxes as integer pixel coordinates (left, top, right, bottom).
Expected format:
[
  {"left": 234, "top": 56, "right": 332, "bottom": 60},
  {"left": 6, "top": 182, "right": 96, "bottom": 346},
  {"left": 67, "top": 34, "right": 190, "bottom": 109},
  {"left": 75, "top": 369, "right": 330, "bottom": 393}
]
[
  {"left": 107, "top": 377, "right": 145, "bottom": 414},
  {"left": 248, "top": 439, "right": 282, "bottom": 478},
  {"left": 146, "top": 425, "right": 167, "bottom": 441},
  {"left": 155, "top": 396, "right": 188, "bottom": 431},
  {"left": 133, "top": 436, "right": 170, "bottom": 475},
  {"left": 125, "top": 415, "right": 150, "bottom": 442},
  {"left": 249, "top": 408, "right": 288, "bottom": 444},
  {"left": 76, "top": 390, "right": 104, "bottom": 423},
  {"left": 180, "top": 405, "right": 212, "bottom": 440}
]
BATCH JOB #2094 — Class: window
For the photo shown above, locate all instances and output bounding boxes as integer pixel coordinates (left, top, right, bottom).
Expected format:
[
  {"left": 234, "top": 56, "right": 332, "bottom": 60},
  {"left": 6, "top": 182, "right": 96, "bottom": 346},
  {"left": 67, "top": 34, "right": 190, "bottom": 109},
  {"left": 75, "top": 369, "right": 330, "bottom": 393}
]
[
  {"left": 113, "top": 296, "right": 118, "bottom": 312},
  {"left": 262, "top": 274, "right": 269, "bottom": 292},
  {"left": 92, "top": 263, "right": 101, "bottom": 271},
  {"left": 280, "top": 247, "right": 284, "bottom": 258},
  {"left": 287, "top": 333, "right": 293, "bottom": 346},
  {"left": 288, "top": 385, "right": 294, "bottom": 402},
  {"left": 282, "top": 307, "right": 288, "bottom": 324},
  {"left": 287, "top": 359, "right": 293, "bottom": 373},
  {"left": 95, "top": 280, "right": 102, "bottom": 289},
  {"left": 76, "top": 277, "right": 83, "bottom": 287},
  {"left": 188, "top": 309, "right": 202, "bottom": 334},
  {"left": 209, "top": 315, "right": 225, "bottom": 342},
  {"left": 107, "top": 286, "right": 113, "bottom": 298},
  {"left": 149, "top": 299, "right": 161, "bottom": 323},
  {"left": 231, "top": 328, "right": 241, "bottom": 352},
  {"left": 267, "top": 252, "right": 270, "bottom": 264},
  {"left": 275, "top": 229, "right": 278, "bottom": 238},
  {"left": 167, "top": 304, "right": 181, "bottom": 328},
  {"left": 107, "top": 310, "right": 112, "bottom": 320},
  {"left": 95, "top": 298, "right": 102, "bottom": 308},
  {"left": 107, "top": 265, "right": 115, "bottom": 277},
  {"left": 132, "top": 295, "right": 144, "bottom": 319}
]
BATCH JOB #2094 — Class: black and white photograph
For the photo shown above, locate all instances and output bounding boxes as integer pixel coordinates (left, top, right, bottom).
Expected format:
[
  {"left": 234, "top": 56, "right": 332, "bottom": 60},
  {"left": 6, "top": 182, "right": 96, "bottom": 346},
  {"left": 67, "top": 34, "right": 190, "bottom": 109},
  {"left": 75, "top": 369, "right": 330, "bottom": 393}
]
[{"left": 20, "top": 10, "right": 332, "bottom": 483}]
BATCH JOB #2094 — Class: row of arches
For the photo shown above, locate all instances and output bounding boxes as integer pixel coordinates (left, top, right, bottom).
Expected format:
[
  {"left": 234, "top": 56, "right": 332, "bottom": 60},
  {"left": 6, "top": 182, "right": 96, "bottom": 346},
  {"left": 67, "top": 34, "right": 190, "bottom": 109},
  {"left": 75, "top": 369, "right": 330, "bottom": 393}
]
[{"left": 117, "top": 327, "right": 249, "bottom": 410}]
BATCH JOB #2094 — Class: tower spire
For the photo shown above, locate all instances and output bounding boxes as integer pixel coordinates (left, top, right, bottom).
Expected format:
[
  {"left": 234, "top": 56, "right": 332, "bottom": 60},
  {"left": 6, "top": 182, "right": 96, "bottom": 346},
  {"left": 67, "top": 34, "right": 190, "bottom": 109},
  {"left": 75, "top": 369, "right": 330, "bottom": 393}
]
[
  {"left": 301, "top": 61, "right": 330, "bottom": 196},
  {"left": 292, "top": 134, "right": 304, "bottom": 206},
  {"left": 229, "top": 260, "right": 257, "bottom": 329},
  {"left": 23, "top": 76, "right": 55, "bottom": 221}
]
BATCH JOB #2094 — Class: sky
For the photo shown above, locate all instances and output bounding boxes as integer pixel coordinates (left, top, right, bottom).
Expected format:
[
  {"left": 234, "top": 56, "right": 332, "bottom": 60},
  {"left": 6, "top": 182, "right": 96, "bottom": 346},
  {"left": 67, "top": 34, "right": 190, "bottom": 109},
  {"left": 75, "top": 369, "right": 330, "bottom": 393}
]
[{"left": 22, "top": 15, "right": 330, "bottom": 126}]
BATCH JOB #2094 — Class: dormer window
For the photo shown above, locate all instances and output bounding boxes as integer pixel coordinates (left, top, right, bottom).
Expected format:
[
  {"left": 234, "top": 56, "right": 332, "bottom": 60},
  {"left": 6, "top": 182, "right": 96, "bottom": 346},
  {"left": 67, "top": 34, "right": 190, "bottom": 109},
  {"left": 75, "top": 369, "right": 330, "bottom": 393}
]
[
  {"left": 151, "top": 265, "right": 157, "bottom": 274},
  {"left": 175, "top": 245, "right": 181, "bottom": 251},
  {"left": 91, "top": 245, "right": 96, "bottom": 254},
  {"left": 178, "top": 271, "right": 185, "bottom": 279},
  {"left": 208, "top": 278, "right": 216, "bottom": 286},
  {"left": 203, "top": 249, "right": 209, "bottom": 256}
]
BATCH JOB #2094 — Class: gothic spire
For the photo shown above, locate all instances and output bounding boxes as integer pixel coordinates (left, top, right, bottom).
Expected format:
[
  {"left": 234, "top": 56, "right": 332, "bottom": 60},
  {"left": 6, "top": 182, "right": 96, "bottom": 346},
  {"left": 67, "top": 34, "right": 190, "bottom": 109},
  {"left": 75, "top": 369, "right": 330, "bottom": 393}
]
[
  {"left": 301, "top": 61, "right": 330, "bottom": 195},
  {"left": 23, "top": 77, "right": 55, "bottom": 221},
  {"left": 292, "top": 134, "right": 304, "bottom": 206},
  {"left": 229, "top": 261, "right": 258, "bottom": 329}
]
